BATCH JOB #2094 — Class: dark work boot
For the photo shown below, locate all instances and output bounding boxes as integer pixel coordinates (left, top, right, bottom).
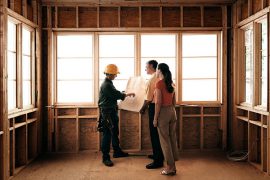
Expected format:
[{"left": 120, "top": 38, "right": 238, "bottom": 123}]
[
  {"left": 103, "top": 159, "right": 114, "bottom": 167},
  {"left": 113, "top": 150, "right": 129, "bottom": 158}
]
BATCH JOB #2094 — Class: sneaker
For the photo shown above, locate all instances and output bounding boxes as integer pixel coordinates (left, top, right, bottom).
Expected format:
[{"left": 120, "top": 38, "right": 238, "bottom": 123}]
[
  {"left": 103, "top": 159, "right": 114, "bottom": 167},
  {"left": 113, "top": 151, "right": 129, "bottom": 158}
]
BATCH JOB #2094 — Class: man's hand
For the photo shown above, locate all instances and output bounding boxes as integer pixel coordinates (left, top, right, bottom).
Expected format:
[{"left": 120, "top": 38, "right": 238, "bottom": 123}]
[
  {"left": 153, "top": 119, "right": 158, "bottom": 127},
  {"left": 139, "top": 106, "right": 146, "bottom": 114},
  {"left": 126, "top": 93, "right": 135, "bottom": 97}
]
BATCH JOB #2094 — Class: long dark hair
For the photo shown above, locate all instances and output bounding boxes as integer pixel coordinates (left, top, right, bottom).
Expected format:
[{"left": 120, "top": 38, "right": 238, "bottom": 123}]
[{"left": 158, "top": 63, "right": 174, "bottom": 93}]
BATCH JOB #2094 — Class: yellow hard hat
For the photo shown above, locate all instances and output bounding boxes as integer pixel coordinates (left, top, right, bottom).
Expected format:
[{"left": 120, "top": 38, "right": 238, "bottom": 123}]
[{"left": 104, "top": 64, "right": 120, "bottom": 75}]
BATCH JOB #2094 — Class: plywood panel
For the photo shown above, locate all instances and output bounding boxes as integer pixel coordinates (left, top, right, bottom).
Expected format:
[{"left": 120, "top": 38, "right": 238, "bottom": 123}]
[
  {"left": 99, "top": 7, "right": 118, "bottom": 27},
  {"left": 42, "top": 6, "right": 47, "bottom": 28},
  {"left": 203, "top": 107, "right": 220, "bottom": 114},
  {"left": 252, "top": 0, "right": 262, "bottom": 14},
  {"left": 79, "top": 119, "right": 98, "bottom": 150},
  {"left": 183, "top": 106, "right": 201, "bottom": 114},
  {"left": 78, "top": 7, "right": 97, "bottom": 28},
  {"left": 237, "top": 121, "right": 248, "bottom": 150},
  {"left": 27, "top": 122, "right": 37, "bottom": 160},
  {"left": 58, "top": 119, "right": 77, "bottom": 152},
  {"left": 120, "top": 7, "right": 139, "bottom": 27},
  {"left": 241, "top": 0, "right": 249, "bottom": 21},
  {"left": 204, "top": 6, "right": 222, "bottom": 27},
  {"left": 57, "top": 108, "right": 76, "bottom": 116},
  {"left": 141, "top": 7, "right": 160, "bottom": 27},
  {"left": 58, "top": 7, "right": 76, "bottom": 28},
  {"left": 51, "top": 6, "right": 56, "bottom": 28},
  {"left": 183, "top": 117, "right": 200, "bottom": 149},
  {"left": 141, "top": 110, "right": 151, "bottom": 150},
  {"left": 15, "top": 126, "right": 27, "bottom": 167},
  {"left": 120, "top": 110, "right": 139, "bottom": 150},
  {"left": 183, "top": 6, "right": 201, "bottom": 27},
  {"left": 14, "top": 0, "right": 22, "bottom": 15},
  {"left": 0, "top": 135, "right": 3, "bottom": 179},
  {"left": 79, "top": 108, "right": 98, "bottom": 116},
  {"left": 204, "top": 117, "right": 220, "bottom": 149},
  {"left": 27, "top": 4, "right": 33, "bottom": 21},
  {"left": 162, "top": 6, "right": 180, "bottom": 27}
]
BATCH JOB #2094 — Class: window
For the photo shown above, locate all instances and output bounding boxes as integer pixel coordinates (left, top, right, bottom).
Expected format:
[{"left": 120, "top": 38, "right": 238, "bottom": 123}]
[
  {"left": 182, "top": 33, "right": 219, "bottom": 101},
  {"left": 244, "top": 27, "right": 253, "bottom": 104},
  {"left": 99, "top": 34, "right": 135, "bottom": 92},
  {"left": 7, "top": 21, "right": 17, "bottom": 110},
  {"left": 7, "top": 18, "right": 35, "bottom": 111},
  {"left": 56, "top": 34, "right": 93, "bottom": 103},
  {"left": 140, "top": 34, "right": 176, "bottom": 82},
  {"left": 22, "top": 27, "right": 32, "bottom": 107},
  {"left": 259, "top": 19, "right": 267, "bottom": 107}
]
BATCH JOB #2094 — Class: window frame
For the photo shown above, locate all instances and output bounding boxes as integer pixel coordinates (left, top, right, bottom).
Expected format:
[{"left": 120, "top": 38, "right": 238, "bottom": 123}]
[
  {"left": 98, "top": 32, "right": 137, "bottom": 93},
  {"left": 180, "top": 31, "right": 222, "bottom": 104},
  {"left": 52, "top": 31, "right": 222, "bottom": 106},
  {"left": 140, "top": 32, "right": 179, "bottom": 101},
  {"left": 254, "top": 16, "right": 268, "bottom": 111},
  {"left": 53, "top": 32, "right": 95, "bottom": 105},
  {"left": 7, "top": 16, "right": 36, "bottom": 113}
]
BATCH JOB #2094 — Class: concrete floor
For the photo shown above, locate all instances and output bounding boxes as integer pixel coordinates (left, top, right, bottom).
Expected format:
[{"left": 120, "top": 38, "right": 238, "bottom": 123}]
[{"left": 13, "top": 151, "right": 270, "bottom": 180}]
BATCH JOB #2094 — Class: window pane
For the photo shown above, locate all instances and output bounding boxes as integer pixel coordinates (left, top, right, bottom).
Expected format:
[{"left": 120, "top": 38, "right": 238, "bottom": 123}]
[
  {"left": 22, "top": 55, "right": 31, "bottom": 80},
  {"left": 99, "top": 58, "right": 135, "bottom": 80},
  {"left": 8, "top": 52, "right": 16, "bottom": 80},
  {"left": 141, "top": 34, "right": 176, "bottom": 57},
  {"left": 245, "top": 28, "right": 253, "bottom": 104},
  {"left": 99, "top": 79, "right": 128, "bottom": 93},
  {"left": 140, "top": 58, "right": 176, "bottom": 79},
  {"left": 261, "top": 20, "right": 267, "bottom": 107},
  {"left": 57, "top": 35, "right": 93, "bottom": 57},
  {"left": 182, "top": 58, "right": 217, "bottom": 79},
  {"left": 58, "top": 81, "right": 93, "bottom": 103},
  {"left": 182, "top": 34, "right": 217, "bottom": 57},
  {"left": 182, "top": 79, "right": 217, "bottom": 101},
  {"left": 22, "top": 28, "right": 31, "bottom": 55},
  {"left": 8, "top": 81, "right": 16, "bottom": 110},
  {"left": 99, "top": 35, "right": 134, "bottom": 57},
  {"left": 57, "top": 58, "right": 93, "bottom": 80},
  {"left": 8, "top": 21, "right": 16, "bottom": 51},
  {"left": 23, "top": 80, "right": 31, "bottom": 106}
]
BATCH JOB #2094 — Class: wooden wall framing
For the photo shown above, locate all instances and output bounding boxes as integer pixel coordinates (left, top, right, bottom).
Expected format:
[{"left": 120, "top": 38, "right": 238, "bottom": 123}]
[
  {"left": 232, "top": 0, "right": 270, "bottom": 175},
  {"left": 0, "top": 0, "right": 42, "bottom": 180},
  {"left": 41, "top": 4, "right": 225, "bottom": 30},
  {"left": 42, "top": 1, "right": 229, "bottom": 155}
]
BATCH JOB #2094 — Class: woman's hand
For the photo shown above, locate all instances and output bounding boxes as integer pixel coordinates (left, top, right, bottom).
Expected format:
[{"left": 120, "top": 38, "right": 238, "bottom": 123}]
[{"left": 153, "top": 118, "right": 158, "bottom": 127}]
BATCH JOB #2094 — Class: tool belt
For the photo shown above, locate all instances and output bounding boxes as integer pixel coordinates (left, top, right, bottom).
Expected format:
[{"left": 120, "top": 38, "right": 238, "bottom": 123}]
[{"left": 97, "top": 107, "right": 115, "bottom": 132}]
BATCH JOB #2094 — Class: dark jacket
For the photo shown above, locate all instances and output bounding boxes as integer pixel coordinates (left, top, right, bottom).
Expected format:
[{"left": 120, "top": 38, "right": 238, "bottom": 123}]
[{"left": 98, "top": 78, "right": 126, "bottom": 109}]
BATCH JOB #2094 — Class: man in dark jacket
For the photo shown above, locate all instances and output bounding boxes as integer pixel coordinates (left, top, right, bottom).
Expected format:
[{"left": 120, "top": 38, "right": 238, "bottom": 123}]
[{"left": 98, "top": 64, "right": 135, "bottom": 167}]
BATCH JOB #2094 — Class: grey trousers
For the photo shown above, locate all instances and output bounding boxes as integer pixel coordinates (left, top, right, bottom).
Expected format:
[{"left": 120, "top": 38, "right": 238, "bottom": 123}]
[{"left": 157, "top": 105, "right": 179, "bottom": 166}]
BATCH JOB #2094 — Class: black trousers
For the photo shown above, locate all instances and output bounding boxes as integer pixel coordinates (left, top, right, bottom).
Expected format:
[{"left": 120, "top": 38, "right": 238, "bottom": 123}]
[
  {"left": 149, "top": 103, "right": 164, "bottom": 164},
  {"left": 100, "top": 108, "right": 121, "bottom": 160}
]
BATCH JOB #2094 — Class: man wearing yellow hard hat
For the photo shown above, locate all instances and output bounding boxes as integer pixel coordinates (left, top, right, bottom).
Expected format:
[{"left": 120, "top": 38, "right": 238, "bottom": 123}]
[{"left": 98, "top": 64, "right": 135, "bottom": 167}]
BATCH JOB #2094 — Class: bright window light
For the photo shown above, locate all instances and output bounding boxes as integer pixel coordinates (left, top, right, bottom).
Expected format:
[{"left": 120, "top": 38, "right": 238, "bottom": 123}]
[
  {"left": 182, "top": 34, "right": 219, "bottom": 101},
  {"left": 22, "top": 27, "right": 32, "bottom": 106},
  {"left": 244, "top": 28, "right": 253, "bottom": 104},
  {"left": 260, "top": 20, "right": 267, "bottom": 107},
  {"left": 57, "top": 34, "right": 93, "bottom": 103},
  {"left": 99, "top": 35, "right": 135, "bottom": 92},
  {"left": 7, "top": 21, "right": 17, "bottom": 110},
  {"left": 140, "top": 34, "right": 176, "bottom": 84}
]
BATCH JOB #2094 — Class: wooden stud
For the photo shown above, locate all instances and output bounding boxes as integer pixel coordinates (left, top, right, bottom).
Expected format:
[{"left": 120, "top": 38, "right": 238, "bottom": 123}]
[
  {"left": 222, "top": 6, "right": 228, "bottom": 149},
  {"left": 76, "top": 6, "right": 79, "bottom": 28},
  {"left": 201, "top": 5, "right": 204, "bottom": 27}
]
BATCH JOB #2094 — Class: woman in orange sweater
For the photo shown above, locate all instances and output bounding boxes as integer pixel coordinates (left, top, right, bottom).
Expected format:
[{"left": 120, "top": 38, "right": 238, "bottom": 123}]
[{"left": 153, "top": 63, "right": 178, "bottom": 176}]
